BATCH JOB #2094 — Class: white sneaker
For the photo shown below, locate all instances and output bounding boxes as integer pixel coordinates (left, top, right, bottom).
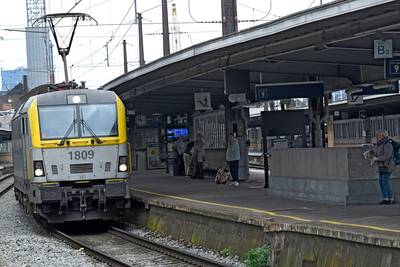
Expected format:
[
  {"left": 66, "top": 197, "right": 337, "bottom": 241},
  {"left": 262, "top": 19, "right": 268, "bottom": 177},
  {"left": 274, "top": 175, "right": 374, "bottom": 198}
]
[{"left": 233, "top": 181, "right": 239, "bottom": 186}]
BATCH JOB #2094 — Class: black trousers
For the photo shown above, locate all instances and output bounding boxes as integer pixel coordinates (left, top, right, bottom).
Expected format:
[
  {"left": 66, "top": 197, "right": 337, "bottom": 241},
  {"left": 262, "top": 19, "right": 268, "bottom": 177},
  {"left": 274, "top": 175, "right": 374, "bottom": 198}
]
[
  {"left": 192, "top": 159, "right": 204, "bottom": 179},
  {"left": 228, "top": 160, "right": 239, "bottom": 182}
]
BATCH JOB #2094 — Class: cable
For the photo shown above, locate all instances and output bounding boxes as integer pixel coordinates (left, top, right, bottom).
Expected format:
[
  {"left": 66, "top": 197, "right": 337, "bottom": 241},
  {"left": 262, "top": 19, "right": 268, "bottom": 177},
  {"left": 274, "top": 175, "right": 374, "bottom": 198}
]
[
  {"left": 308, "top": 0, "right": 316, "bottom": 9},
  {"left": 239, "top": 0, "right": 273, "bottom": 22},
  {"left": 80, "top": 0, "right": 113, "bottom": 12},
  {"left": 107, "top": 1, "right": 136, "bottom": 44},
  {"left": 71, "top": 44, "right": 106, "bottom": 66},
  {"left": 238, "top": 2, "right": 279, "bottom": 19},
  {"left": 71, "top": 1, "right": 135, "bottom": 70},
  {"left": 187, "top": 0, "right": 273, "bottom": 24},
  {"left": 141, "top": 0, "right": 174, "bottom": 14}
]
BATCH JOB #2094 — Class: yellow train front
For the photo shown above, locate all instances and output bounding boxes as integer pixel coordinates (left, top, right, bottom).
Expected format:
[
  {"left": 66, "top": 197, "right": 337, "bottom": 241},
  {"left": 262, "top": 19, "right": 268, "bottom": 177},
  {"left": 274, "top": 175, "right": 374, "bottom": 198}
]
[{"left": 12, "top": 89, "right": 131, "bottom": 223}]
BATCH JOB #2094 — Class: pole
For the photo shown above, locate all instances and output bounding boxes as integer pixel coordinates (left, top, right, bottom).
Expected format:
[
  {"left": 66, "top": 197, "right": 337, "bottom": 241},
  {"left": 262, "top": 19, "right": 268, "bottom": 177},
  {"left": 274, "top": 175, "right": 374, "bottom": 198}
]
[
  {"left": 137, "top": 13, "right": 145, "bottom": 67},
  {"left": 164, "top": 115, "right": 169, "bottom": 174},
  {"left": 320, "top": 0, "right": 323, "bottom": 5},
  {"left": 123, "top": 40, "right": 128, "bottom": 73},
  {"left": 221, "top": 0, "right": 238, "bottom": 35},
  {"left": 161, "top": 0, "right": 170, "bottom": 56},
  {"left": 106, "top": 43, "right": 110, "bottom": 67},
  {"left": 263, "top": 136, "right": 269, "bottom": 188},
  {"left": 61, "top": 51, "right": 69, "bottom": 84},
  {"left": 134, "top": 0, "right": 138, "bottom": 23}
]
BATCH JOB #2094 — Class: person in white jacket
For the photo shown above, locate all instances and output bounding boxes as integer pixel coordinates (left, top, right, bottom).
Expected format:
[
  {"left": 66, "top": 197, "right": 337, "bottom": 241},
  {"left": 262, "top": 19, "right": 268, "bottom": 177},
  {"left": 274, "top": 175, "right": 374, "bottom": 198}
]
[{"left": 226, "top": 133, "right": 240, "bottom": 186}]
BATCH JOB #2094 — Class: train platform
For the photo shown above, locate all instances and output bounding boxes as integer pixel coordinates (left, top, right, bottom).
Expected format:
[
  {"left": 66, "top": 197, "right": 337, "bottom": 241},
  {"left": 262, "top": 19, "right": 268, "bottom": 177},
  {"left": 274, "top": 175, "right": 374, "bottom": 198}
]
[{"left": 129, "top": 169, "right": 400, "bottom": 250}]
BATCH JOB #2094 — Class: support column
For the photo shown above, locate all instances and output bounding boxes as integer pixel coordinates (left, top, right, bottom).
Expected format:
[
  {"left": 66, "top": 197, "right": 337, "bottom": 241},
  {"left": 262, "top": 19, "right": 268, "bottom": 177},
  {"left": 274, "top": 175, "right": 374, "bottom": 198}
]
[
  {"left": 138, "top": 13, "right": 145, "bottom": 67},
  {"left": 309, "top": 95, "right": 329, "bottom": 148},
  {"left": 123, "top": 40, "right": 128, "bottom": 73},
  {"left": 221, "top": 0, "right": 238, "bottom": 35},
  {"left": 161, "top": 0, "right": 170, "bottom": 56}
]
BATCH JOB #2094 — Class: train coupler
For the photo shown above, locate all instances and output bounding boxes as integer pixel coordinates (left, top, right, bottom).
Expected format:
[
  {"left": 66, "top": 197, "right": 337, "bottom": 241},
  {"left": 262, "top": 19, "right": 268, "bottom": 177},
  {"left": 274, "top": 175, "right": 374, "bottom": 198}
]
[
  {"left": 79, "top": 189, "right": 87, "bottom": 220},
  {"left": 58, "top": 189, "right": 68, "bottom": 215}
]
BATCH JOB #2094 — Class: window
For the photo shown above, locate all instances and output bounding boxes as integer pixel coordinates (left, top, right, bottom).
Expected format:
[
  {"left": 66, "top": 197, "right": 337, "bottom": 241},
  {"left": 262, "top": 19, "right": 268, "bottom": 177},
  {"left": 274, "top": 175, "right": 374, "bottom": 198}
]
[
  {"left": 39, "top": 105, "right": 77, "bottom": 139},
  {"left": 80, "top": 104, "right": 117, "bottom": 137},
  {"left": 38, "top": 104, "right": 118, "bottom": 140}
]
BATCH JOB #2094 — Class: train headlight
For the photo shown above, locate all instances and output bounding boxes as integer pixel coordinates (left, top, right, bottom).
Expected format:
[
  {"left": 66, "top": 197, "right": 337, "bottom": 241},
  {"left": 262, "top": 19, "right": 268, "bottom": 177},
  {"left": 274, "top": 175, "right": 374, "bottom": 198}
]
[
  {"left": 118, "top": 156, "right": 128, "bottom": 172},
  {"left": 72, "top": 95, "right": 81, "bottom": 103},
  {"left": 33, "top": 161, "right": 45, "bottom": 177},
  {"left": 67, "top": 94, "right": 87, "bottom": 104}
]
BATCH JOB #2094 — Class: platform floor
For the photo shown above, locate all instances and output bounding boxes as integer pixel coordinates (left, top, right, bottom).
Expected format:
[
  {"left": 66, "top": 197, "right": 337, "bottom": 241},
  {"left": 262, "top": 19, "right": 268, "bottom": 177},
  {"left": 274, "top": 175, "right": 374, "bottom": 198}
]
[{"left": 130, "top": 169, "right": 400, "bottom": 247}]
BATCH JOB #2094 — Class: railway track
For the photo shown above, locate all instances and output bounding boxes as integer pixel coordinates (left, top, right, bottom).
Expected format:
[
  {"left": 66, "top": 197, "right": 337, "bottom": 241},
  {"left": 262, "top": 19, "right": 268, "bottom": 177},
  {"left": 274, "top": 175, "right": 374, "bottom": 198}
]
[
  {"left": 0, "top": 173, "right": 13, "bottom": 197},
  {"left": 49, "top": 225, "right": 232, "bottom": 267}
]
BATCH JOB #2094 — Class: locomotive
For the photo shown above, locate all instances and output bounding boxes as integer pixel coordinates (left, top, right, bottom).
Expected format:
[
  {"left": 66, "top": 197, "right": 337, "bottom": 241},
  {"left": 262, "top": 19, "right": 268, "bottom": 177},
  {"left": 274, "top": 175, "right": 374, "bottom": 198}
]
[{"left": 12, "top": 89, "right": 131, "bottom": 223}]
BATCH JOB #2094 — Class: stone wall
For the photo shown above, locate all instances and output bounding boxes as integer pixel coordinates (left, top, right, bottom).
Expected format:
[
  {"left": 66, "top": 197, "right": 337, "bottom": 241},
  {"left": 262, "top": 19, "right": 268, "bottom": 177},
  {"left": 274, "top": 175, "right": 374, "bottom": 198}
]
[{"left": 270, "top": 148, "right": 400, "bottom": 204}]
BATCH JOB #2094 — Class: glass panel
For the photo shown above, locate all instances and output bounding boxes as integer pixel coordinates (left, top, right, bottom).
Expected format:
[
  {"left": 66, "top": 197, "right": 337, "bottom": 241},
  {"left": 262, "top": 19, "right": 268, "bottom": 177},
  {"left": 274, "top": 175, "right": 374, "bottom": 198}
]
[
  {"left": 81, "top": 104, "right": 118, "bottom": 137},
  {"left": 39, "top": 105, "right": 77, "bottom": 139}
]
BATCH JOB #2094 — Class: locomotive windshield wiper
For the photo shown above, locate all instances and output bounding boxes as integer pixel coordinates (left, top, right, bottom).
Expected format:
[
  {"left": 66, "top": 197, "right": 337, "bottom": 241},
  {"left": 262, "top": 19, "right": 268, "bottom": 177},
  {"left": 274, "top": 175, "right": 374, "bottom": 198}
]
[
  {"left": 80, "top": 119, "right": 103, "bottom": 144},
  {"left": 58, "top": 119, "right": 77, "bottom": 146}
]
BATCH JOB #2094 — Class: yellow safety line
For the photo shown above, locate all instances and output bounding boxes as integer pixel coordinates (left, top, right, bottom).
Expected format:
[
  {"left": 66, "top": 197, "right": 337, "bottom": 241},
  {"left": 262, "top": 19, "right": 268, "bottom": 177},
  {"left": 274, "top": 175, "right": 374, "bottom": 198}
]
[
  {"left": 133, "top": 188, "right": 312, "bottom": 222},
  {"left": 320, "top": 220, "right": 400, "bottom": 234},
  {"left": 132, "top": 187, "right": 400, "bottom": 234}
]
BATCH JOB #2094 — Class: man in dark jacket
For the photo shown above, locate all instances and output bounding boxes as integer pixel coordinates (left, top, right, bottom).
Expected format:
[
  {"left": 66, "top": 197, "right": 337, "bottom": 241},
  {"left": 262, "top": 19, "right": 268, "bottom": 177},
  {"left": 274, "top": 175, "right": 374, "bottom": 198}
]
[{"left": 370, "top": 130, "right": 396, "bottom": 204}]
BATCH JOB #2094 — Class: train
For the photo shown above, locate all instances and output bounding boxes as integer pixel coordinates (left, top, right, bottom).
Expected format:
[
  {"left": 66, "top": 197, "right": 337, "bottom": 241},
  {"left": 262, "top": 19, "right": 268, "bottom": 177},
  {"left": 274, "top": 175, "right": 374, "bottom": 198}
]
[{"left": 11, "top": 88, "right": 131, "bottom": 223}]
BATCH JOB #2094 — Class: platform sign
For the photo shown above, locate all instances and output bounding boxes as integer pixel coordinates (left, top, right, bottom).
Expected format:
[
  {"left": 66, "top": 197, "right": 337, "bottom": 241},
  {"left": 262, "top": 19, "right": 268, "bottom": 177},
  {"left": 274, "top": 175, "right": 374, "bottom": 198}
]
[
  {"left": 255, "top": 81, "right": 324, "bottom": 101},
  {"left": 385, "top": 57, "right": 400, "bottom": 79},
  {"left": 374, "top": 40, "right": 393, "bottom": 59},
  {"left": 347, "top": 91, "right": 364, "bottom": 105},
  {"left": 194, "top": 92, "right": 212, "bottom": 110}
]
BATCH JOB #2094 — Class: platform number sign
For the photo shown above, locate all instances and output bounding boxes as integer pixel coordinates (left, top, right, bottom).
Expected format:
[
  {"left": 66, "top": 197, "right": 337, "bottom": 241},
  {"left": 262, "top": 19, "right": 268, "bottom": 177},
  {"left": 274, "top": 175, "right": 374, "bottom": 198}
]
[
  {"left": 389, "top": 60, "right": 400, "bottom": 75},
  {"left": 194, "top": 92, "right": 212, "bottom": 110},
  {"left": 374, "top": 40, "right": 392, "bottom": 59},
  {"left": 385, "top": 58, "right": 400, "bottom": 79}
]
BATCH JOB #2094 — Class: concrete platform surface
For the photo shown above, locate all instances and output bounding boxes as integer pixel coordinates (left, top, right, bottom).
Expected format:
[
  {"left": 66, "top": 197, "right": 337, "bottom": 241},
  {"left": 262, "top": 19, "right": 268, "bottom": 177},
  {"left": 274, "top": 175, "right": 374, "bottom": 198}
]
[{"left": 130, "top": 169, "right": 400, "bottom": 249}]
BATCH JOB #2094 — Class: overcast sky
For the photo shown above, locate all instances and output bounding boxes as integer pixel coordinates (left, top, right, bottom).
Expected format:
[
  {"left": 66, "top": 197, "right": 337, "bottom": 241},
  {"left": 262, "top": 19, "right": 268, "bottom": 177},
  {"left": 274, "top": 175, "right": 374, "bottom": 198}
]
[{"left": 0, "top": 0, "right": 334, "bottom": 89}]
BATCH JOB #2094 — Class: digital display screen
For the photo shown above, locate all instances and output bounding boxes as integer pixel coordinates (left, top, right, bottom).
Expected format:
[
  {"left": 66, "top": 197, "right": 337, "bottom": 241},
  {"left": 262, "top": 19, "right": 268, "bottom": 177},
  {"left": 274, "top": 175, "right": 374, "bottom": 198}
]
[{"left": 167, "top": 128, "right": 189, "bottom": 140}]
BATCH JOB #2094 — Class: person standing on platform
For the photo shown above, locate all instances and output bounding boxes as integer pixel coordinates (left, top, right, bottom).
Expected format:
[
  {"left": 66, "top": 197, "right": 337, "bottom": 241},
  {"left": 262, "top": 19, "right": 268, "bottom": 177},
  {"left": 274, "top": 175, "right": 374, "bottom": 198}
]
[
  {"left": 183, "top": 140, "right": 194, "bottom": 177},
  {"left": 226, "top": 133, "right": 240, "bottom": 186},
  {"left": 174, "top": 137, "right": 185, "bottom": 175},
  {"left": 368, "top": 130, "right": 396, "bottom": 204},
  {"left": 192, "top": 132, "right": 205, "bottom": 179}
]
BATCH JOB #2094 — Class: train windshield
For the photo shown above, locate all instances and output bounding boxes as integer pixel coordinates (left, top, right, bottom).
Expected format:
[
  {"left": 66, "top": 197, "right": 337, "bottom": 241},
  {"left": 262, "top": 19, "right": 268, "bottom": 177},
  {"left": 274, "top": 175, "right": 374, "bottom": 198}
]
[
  {"left": 39, "top": 105, "right": 78, "bottom": 139},
  {"left": 80, "top": 104, "right": 118, "bottom": 137},
  {"left": 38, "top": 104, "right": 118, "bottom": 140}
]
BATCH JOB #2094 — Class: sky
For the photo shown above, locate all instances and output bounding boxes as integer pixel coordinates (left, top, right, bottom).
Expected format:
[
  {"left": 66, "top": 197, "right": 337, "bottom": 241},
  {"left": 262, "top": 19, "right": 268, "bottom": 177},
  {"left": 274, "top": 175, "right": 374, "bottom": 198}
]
[{"left": 0, "top": 0, "right": 334, "bottom": 89}]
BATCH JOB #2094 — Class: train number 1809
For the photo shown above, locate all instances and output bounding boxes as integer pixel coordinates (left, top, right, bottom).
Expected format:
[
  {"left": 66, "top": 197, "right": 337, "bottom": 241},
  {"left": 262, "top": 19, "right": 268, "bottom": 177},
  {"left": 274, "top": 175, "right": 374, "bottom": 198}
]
[{"left": 68, "top": 150, "right": 95, "bottom": 160}]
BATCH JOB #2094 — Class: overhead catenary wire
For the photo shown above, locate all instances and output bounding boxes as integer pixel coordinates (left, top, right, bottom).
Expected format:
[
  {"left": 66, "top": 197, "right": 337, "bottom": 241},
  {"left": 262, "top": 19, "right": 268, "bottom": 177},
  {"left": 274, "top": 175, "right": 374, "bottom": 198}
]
[
  {"left": 238, "top": 1, "right": 279, "bottom": 19},
  {"left": 188, "top": 0, "right": 273, "bottom": 24},
  {"left": 71, "top": 1, "right": 136, "bottom": 69},
  {"left": 308, "top": 0, "right": 316, "bottom": 9}
]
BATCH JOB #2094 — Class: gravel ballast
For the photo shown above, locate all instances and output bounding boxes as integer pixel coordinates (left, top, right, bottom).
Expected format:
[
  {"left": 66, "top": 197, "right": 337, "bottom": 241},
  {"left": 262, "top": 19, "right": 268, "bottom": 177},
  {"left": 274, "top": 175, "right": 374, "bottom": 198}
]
[
  {"left": 0, "top": 190, "right": 106, "bottom": 267},
  {"left": 124, "top": 224, "right": 245, "bottom": 267}
]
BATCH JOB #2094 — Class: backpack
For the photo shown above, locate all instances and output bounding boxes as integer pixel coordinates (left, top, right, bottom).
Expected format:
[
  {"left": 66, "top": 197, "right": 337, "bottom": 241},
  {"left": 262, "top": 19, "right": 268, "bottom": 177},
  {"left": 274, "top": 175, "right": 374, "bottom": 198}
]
[
  {"left": 389, "top": 139, "right": 400, "bottom": 165},
  {"left": 215, "top": 167, "right": 231, "bottom": 184}
]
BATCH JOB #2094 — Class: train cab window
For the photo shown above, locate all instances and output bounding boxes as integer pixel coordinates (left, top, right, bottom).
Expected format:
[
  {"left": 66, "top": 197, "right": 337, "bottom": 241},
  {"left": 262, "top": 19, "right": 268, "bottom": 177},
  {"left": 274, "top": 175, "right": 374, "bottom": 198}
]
[
  {"left": 38, "top": 105, "right": 78, "bottom": 140},
  {"left": 80, "top": 104, "right": 118, "bottom": 137}
]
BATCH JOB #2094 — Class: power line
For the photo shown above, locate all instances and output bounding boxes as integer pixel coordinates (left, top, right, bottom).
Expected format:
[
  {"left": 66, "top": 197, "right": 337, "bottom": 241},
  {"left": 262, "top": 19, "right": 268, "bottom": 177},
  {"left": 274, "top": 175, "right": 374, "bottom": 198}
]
[
  {"left": 238, "top": 1, "right": 279, "bottom": 19},
  {"left": 238, "top": 0, "right": 273, "bottom": 22},
  {"left": 140, "top": 0, "right": 174, "bottom": 14}
]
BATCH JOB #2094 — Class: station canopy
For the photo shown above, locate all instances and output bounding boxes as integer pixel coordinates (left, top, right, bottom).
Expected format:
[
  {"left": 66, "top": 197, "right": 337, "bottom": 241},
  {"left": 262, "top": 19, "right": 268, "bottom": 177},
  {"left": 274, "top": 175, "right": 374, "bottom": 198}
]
[{"left": 103, "top": 0, "right": 400, "bottom": 115}]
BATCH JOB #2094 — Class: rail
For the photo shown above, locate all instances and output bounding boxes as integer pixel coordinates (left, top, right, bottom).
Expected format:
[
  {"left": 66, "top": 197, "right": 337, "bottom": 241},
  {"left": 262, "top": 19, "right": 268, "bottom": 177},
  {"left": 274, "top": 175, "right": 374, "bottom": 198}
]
[
  {"left": 0, "top": 173, "right": 13, "bottom": 197},
  {"left": 49, "top": 225, "right": 231, "bottom": 267}
]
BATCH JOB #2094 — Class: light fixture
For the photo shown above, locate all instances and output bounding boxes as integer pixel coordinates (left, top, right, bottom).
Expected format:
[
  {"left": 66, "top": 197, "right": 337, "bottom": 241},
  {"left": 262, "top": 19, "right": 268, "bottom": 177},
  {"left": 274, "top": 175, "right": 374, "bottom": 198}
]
[
  {"left": 72, "top": 95, "right": 81, "bottom": 103},
  {"left": 34, "top": 161, "right": 45, "bottom": 177},
  {"left": 118, "top": 156, "right": 128, "bottom": 172}
]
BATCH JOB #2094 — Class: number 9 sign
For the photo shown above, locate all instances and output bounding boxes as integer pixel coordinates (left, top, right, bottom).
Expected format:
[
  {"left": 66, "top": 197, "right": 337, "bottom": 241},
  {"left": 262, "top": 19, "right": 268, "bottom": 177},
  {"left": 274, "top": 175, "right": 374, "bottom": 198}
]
[{"left": 386, "top": 59, "right": 400, "bottom": 78}]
